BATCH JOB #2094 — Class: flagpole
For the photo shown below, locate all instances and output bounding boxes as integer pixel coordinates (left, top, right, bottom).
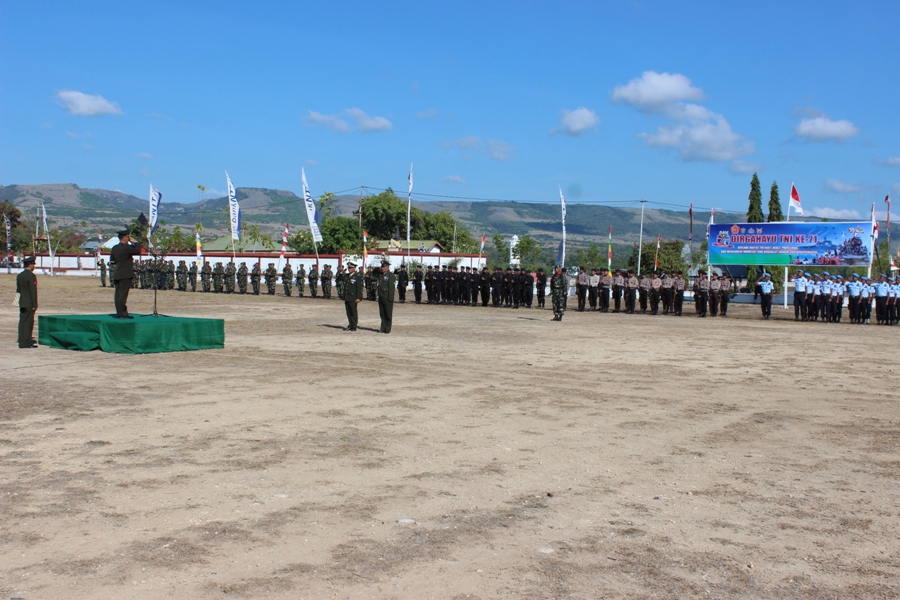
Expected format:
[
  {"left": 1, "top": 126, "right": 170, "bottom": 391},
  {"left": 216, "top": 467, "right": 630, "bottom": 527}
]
[
  {"left": 785, "top": 184, "right": 792, "bottom": 309},
  {"left": 636, "top": 199, "right": 646, "bottom": 273},
  {"left": 887, "top": 195, "right": 892, "bottom": 267},
  {"left": 407, "top": 163, "right": 413, "bottom": 265},
  {"left": 688, "top": 204, "right": 693, "bottom": 270}
]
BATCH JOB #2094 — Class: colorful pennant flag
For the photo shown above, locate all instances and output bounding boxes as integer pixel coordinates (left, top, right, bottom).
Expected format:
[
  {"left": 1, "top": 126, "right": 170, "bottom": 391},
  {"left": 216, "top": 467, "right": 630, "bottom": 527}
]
[
  {"left": 301, "top": 168, "right": 323, "bottom": 243},
  {"left": 149, "top": 185, "right": 162, "bottom": 234},
  {"left": 607, "top": 225, "right": 613, "bottom": 272},
  {"left": 226, "top": 171, "right": 241, "bottom": 241}
]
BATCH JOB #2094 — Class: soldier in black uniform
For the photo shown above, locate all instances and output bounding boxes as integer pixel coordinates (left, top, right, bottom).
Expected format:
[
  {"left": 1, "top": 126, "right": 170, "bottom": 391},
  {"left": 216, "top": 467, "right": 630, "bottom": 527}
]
[
  {"left": 480, "top": 267, "right": 491, "bottom": 306},
  {"left": 413, "top": 264, "right": 423, "bottom": 303},
  {"left": 396, "top": 264, "right": 409, "bottom": 303},
  {"left": 535, "top": 268, "right": 547, "bottom": 308},
  {"left": 377, "top": 260, "right": 396, "bottom": 333},
  {"left": 524, "top": 268, "right": 535, "bottom": 308},
  {"left": 343, "top": 262, "right": 365, "bottom": 331}
]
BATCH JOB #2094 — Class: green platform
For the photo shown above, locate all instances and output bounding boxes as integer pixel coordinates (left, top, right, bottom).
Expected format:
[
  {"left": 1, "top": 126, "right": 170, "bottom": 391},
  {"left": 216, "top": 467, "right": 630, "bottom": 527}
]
[{"left": 38, "top": 314, "right": 225, "bottom": 354}]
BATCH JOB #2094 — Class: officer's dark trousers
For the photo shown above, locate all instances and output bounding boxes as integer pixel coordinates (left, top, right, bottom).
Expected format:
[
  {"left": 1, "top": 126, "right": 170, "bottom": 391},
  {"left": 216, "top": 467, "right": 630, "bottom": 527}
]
[
  {"left": 18, "top": 307, "right": 35, "bottom": 347},
  {"left": 114, "top": 278, "right": 131, "bottom": 317},
  {"left": 378, "top": 298, "right": 393, "bottom": 333},
  {"left": 794, "top": 291, "right": 807, "bottom": 320},
  {"left": 761, "top": 293, "right": 773, "bottom": 318}
]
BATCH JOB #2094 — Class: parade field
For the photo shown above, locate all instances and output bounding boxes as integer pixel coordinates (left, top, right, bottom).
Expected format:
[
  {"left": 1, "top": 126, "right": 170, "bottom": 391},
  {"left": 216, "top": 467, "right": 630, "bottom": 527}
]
[{"left": 2, "top": 274, "right": 898, "bottom": 599}]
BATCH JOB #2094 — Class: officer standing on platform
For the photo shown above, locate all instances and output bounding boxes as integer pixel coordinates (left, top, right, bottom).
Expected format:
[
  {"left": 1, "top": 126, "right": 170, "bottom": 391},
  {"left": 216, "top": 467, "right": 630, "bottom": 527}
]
[
  {"left": 343, "top": 262, "right": 365, "bottom": 331},
  {"left": 377, "top": 260, "right": 396, "bottom": 334},
  {"left": 110, "top": 230, "right": 142, "bottom": 319}
]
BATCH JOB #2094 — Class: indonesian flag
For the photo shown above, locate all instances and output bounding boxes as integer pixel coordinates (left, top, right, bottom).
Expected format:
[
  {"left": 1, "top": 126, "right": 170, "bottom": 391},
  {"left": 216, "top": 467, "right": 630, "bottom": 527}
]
[
  {"left": 362, "top": 231, "right": 368, "bottom": 266},
  {"left": 654, "top": 234, "right": 661, "bottom": 270},
  {"left": 707, "top": 208, "right": 714, "bottom": 240},
  {"left": 872, "top": 203, "right": 879, "bottom": 239},
  {"left": 479, "top": 234, "right": 486, "bottom": 254},
  {"left": 790, "top": 184, "right": 803, "bottom": 215},
  {"left": 280, "top": 223, "right": 289, "bottom": 259},
  {"left": 886, "top": 194, "right": 891, "bottom": 233}
]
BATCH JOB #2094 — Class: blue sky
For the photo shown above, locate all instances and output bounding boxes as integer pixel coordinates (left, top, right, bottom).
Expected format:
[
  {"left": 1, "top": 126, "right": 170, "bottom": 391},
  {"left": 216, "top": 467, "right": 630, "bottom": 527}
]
[{"left": 2, "top": 0, "right": 899, "bottom": 219}]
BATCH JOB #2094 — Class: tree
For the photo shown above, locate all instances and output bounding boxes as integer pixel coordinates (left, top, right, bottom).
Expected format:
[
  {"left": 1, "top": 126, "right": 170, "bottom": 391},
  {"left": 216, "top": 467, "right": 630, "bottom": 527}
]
[
  {"left": 492, "top": 233, "right": 506, "bottom": 260},
  {"left": 628, "top": 239, "right": 687, "bottom": 275},
  {"left": 512, "top": 235, "right": 543, "bottom": 267},
  {"left": 422, "top": 211, "right": 475, "bottom": 252},
  {"left": 747, "top": 173, "right": 764, "bottom": 223},
  {"left": 242, "top": 223, "right": 274, "bottom": 250},
  {"left": 319, "top": 217, "right": 361, "bottom": 253},
  {"left": 287, "top": 230, "right": 315, "bottom": 254},
  {"left": 0, "top": 201, "right": 30, "bottom": 254},
  {"left": 318, "top": 192, "right": 338, "bottom": 221},
  {"left": 156, "top": 226, "right": 194, "bottom": 252},
  {"left": 572, "top": 243, "right": 605, "bottom": 271},
  {"left": 767, "top": 182, "right": 784, "bottom": 222},
  {"left": 360, "top": 189, "right": 409, "bottom": 240}
]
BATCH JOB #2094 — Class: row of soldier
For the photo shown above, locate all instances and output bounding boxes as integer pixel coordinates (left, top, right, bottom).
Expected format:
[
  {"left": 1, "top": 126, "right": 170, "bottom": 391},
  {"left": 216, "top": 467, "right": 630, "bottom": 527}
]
[{"left": 789, "top": 270, "right": 900, "bottom": 325}]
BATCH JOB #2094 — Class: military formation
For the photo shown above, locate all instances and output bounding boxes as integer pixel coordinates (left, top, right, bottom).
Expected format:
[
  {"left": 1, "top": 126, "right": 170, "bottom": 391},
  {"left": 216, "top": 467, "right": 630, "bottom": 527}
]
[{"left": 788, "top": 270, "right": 900, "bottom": 325}]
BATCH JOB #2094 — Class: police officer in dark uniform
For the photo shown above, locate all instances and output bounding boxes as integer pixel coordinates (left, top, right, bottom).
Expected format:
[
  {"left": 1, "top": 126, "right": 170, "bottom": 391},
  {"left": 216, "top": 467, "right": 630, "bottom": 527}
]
[
  {"left": 413, "top": 264, "right": 423, "bottom": 303},
  {"left": 397, "top": 264, "right": 409, "bottom": 303},
  {"left": 343, "top": 262, "right": 365, "bottom": 331}
]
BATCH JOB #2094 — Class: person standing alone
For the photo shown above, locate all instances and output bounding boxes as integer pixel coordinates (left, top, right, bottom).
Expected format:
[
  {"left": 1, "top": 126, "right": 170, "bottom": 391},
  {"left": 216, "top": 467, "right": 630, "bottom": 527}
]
[
  {"left": 110, "top": 230, "right": 142, "bottom": 318},
  {"left": 16, "top": 256, "right": 38, "bottom": 348},
  {"left": 377, "top": 260, "right": 396, "bottom": 333}
]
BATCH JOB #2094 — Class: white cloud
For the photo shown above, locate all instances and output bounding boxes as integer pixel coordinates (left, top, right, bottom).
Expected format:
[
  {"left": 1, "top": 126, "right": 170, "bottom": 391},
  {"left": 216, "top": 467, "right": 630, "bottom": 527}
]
[
  {"left": 876, "top": 156, "right": 900, "bottom": 167},
  {"left": 416, "top": 109, "right": 439, "bottom": 119},
  {"left": 40, "top": 123, "right": 52, "bottom": 130},
  {"left": 135, "top": 152, "right": 153, "bottom": 159},
  {"left": 306, "top": 159, "right": 318, "bottom": 165},
  {"left": 729, "top": 160, "right": 764, "bottom": 174},
  {"left": 56, "top": 90, "right": 122, "bottom": 116},
  {"left": 823, "top": 178, "right": 865, "bottom": 194},
  {"left": 795, "top": 116, "right": 858, "bottom": 141},
  {"left": 640, "top": 113, "right": 754, "bottom": 162},
  {"left": 140, "top": 168, "right": 151, "bottom": 178},
  {"left": 442, "top": 136, "right": 515, "bottom": 161},
  {"left": 303, "top": 110, "right": 351, "bottom": 132},
  {"left": 612, "top": 71, "right": 753, "bottom": 164},
  {"left": 442, "top": 175, "right": 467, "bottom": 184},
  {"left": 552, "top": 107, "right": 600, "bottom": 136},
  {"left": 806, "top": 207, "right": 863, "bottom": 219},
  {"left": 611, "top": 71, "right": 704, "bottom": 110},
  {"left": 344, "top": 107, "right": 392, "bottom": 132},
  {"left": 303, "top": 108, "right": 392, "bottom": 133},
  {"left": 66, "top": 131, "right": 80, "bottom": 139}
]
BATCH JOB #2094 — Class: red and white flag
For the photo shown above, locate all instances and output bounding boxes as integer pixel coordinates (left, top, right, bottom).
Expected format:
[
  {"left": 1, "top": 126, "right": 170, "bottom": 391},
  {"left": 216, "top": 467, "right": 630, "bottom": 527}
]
[
  {"left": 871, "top": 203, "right": 879, "bottom": 239},
  {"left": 280, "top": 223, "right": 289, "bottom": 259},
  {"left": 362, "top": 231, "right": 368, "bottom": 266},
  {"left": 479, "top": 234, "right": 486, "bottom": 255},
  {"left": 789, "top": 184, "right": 803, "bottom": 215},
  {"left": 654, "top": 234, "right": 661, "bottom": 270}
]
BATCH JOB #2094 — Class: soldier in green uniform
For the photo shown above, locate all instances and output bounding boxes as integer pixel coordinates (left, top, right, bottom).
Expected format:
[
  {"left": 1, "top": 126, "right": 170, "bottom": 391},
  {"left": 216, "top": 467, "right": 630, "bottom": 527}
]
[
  {"left": 264, "top": 263, "right": 277, "bottom": 294},
  {"left": 321, "top": 264, "right": 333, "bottom": 298},
  {"left": 237, "top": 262, "right": 248, "bottom": 294},
  {"left": 550, "top": 265, "right": 567, "bottom": 321},
  {"left": 377, "top": 260, "right": 396, "bottom": 333},
  {"left": 343, "top": 262, "right": 365, "bottom": 331},
  {"left": 201, "top": 260, "right": 212, "bottom": 292},
  {"left": 224, "top": 261, "right": 236, "bottom": 293},
  {"left": 16, "top": 256, "right": 39, "bottom": 348},
  {"left": 250, "top": 263, "right": 261, "bottom": 295},
  {"left": 296, "top": 264, "right": 306, "bottom": 297},
  {"left": 176, "top": 260, "right": 188, "bottom": 291},
  {"left": 188, "top": 261, "right": 198, "bottom": 291},
  {"left": 308, "top": 263, "right": 319, "bottom": 297},
  {"left": 99, "top": 258, "right": 107, "bottom": 287},
  {"left": 335, "top": 264, "right": 347, "bottom": 300},
  {"left": 212, "top": 262, "right": 224, "bottom": 293},
  {"left": 166, "top": 260, "right": 175, "bottom": 290},
  {"left": 282, "top": 261, "right": 293, "bottom": 296},
  {"left": 109, "top": 260, "right": 117, "bottom": 290}
]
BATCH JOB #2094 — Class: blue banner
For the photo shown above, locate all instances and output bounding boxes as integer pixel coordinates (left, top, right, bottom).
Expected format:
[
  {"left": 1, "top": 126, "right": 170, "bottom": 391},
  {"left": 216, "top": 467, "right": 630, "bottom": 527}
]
[{"left": 708, "top": 221, "right": 874, "bottom": 266}]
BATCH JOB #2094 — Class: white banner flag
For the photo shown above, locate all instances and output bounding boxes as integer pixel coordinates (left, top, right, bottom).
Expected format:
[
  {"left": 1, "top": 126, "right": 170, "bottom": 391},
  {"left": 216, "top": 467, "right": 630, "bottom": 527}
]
[
  {"left": 226, "top": 171, "right": 241, "bottom": 241},
  {"left": 149, "top": 185, "right": 162, "bottom": 233},
  {"left": 407, "top": 163, "right": 413, "bottom": 251},
  {"left": 301, "top": 168, "right": 323, "bottom": 243},
  {"left": 559, "top": 187, "right": 566, "bottom": 267}
]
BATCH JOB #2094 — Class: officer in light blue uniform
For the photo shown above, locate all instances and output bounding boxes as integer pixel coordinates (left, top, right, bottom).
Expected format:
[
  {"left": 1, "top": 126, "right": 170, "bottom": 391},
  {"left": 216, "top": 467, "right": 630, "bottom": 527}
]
[
  {"left": 759, "top": 272, "right": 774, "bottom": 319},
  {"left": 874, "top": 274, "right": 890, "bottom": 324},
  {"left": 792, "top": 269, "right": 808, "bottom": 321},
  {"left": 808, "top": 273, "right": 821, "bottom": 321},
  {"left": 890, "top": 276, "right": 899, "bottom": 325},
  {"left": 846, "top": 273, "right": 862, "bottom": 323},
  {"left": 832, "top": 275, "right": 846, "bottom": 323},
  {"left": 860, "top": 276, "right": 873, "bottom": 323}
]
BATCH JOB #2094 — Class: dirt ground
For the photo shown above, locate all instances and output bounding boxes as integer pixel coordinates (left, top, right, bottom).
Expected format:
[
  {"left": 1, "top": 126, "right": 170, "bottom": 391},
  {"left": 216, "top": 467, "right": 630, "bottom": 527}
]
[{"left": 1, "top": 274, "right": 898, "bottom": 599}]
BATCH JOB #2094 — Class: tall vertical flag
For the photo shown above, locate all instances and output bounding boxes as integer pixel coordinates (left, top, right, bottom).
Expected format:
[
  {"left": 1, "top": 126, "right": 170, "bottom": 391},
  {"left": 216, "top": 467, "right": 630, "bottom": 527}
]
[
  {"left": 688, "top": 203, "right": 694, "bottom": 267},
  {"left": 886, "top": 194, "right": 891, "bottom": 264},
  {"left": 195, "top": 228, "right": 203, "bottom": 265},
  {"left": 559, "top": 187, "right": 567, "bottom": 267},
  {"left": 706, "top": 208, "right": 714, "bottom": 271},
  {"left": 301, "top": 168, "right": 323, "bottom": 243},
  {"left": 362, "top": 231, "right": 369, "bottom": 267},
  {"left": 789, "top": 184, "right": 803, "bottom": 216},
  {"left": 654, "top": 234, "right": 661, "bottom": 270},
  {"left": 226, "top": 171, "right": 241, "bottom": 241},
  {"left": 407, "top": 163, "right": 413, "bottom": 259},
  {"left": 4, "top": 213, "right": 12, "bottom": 260},
  {"left": 42, "top": 203, "right": 52, "bottom": 258},
  {"left": 149, "top": 185, "right": 162, "bottom": 234},
  {"left": 871, "top": 202, "right": 879, "bottom": 239},
  {"left": 479, "top": 234, "right": 486, "bottom": 257},
  {"left": 280, "top": 223, "right": 289, "bottom": 260},
  {"left": 607, "top": 226, "right": 613, "bottom": 272},
  {"left": 97, "top": 231, "right": 103, "bottom": 262}
]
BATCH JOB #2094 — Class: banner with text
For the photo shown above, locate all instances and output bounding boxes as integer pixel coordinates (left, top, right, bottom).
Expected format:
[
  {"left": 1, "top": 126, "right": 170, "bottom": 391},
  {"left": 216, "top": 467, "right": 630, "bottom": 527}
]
[{"left": 708, "top": 221, "right": 874, "bottom": 266}]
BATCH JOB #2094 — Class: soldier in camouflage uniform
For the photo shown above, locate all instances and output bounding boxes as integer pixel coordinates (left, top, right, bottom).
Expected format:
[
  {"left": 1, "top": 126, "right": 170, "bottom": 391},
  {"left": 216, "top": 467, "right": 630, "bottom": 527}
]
[
  {"left": 109, "top": 261, "right": 117, "bottom": 291},
  {"left": 264, "top": 263, "right": 278, "bottom": 295},
  {"left": 237, "top": 262, "right": 248, "bottom": 294},
  {"left": 167, "top": 260, "right": 175, "bottom": 290},
  {"left": 224, "top": 261, "right": 236, "bottom": 293},
  {"left": 132, "top": 260, "right": 139, "bottom": 289},
  {"left": 176, "top": 260, "right": 188, "bottom": 291},
  {"left": 212, "top": 262, "right": 225, "bottom": 293},
  {"left": 308, "top": 264, "right": 319, "bottom": 298},
  {"left": 335, "top": 264, "right": 347, "bottom": 300},
  {"left": 188, "top": 261, "right": 198, "bottom": 291},
  {"left": 250, "top": 263, "right": 261, "bottom": 295},
  {"left": 201, "top": 261, "right": 212, "bottom": 292},
  {"left": 550, "top": 265, "right": 567, "bottom": 321},
  {"left": 282, "top": 261, "right": 293, "bottom": 296},
  {"left": 296, "top": 264, "right": 306, "bottom": 297},
  {"left": 321, "top": 264, "right": 333, "bottom": 298},
  {"left": 99, "top": 258, "right": 107, "bottom": 287}
]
